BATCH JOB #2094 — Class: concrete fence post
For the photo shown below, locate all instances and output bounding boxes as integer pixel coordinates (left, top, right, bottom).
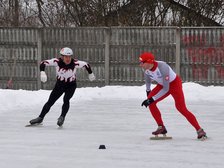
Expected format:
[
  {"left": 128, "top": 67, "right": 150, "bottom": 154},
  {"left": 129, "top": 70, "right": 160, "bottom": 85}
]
[
  {"left": 37, "top": 28, "right": 42, "bottom": 90},
  {"left": 175, "top": 27, "right": 181, "bottom": 75},
  {"left": 104, "top": 28, "right": 110, "bottom": 85}
]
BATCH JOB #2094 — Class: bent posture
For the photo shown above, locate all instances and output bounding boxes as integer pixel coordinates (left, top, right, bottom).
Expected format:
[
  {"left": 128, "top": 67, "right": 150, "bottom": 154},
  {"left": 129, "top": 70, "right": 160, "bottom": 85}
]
[
  {"left": 139, "top": 52, "right": 206, "bottom": 139},
  {"left": 29, "top": 47, "right": 95, "bottom": 126}
]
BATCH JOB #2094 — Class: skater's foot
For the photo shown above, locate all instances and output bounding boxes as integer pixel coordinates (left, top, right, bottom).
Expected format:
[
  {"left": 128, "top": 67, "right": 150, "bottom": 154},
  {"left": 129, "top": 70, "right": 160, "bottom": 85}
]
[
  {"left": 29, "top": 117, "right": 43, "bottom": 125},
  {"left": 197, "top": 128, "right": 207, "bottom": 139},
  {"left": 152, "top": 125, "right": 167, "bottom": 135},
  {"left": 57, "top": 116, "right": 65, "bottom": 127}
]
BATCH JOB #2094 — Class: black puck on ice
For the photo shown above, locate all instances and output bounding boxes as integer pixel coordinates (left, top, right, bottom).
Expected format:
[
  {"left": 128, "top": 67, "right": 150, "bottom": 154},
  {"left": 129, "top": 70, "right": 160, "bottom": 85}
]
[{"left": 99, "top": 145, "right": 106, "bottom": 149}]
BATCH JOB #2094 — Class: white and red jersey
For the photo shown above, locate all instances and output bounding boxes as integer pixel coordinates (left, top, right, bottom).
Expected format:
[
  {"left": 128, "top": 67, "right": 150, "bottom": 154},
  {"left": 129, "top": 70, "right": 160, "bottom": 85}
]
[
  {"left": 40, "top": 57, "right": 92, "bottom": 83},
  {"left": 144, "top": 61, "right": 176, "bottom": 100}
]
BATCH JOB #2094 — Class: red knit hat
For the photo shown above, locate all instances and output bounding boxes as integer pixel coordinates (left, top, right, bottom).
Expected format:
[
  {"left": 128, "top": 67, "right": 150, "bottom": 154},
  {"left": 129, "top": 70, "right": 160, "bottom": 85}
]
[{"left": 139, "top": 52, "right": 155, "bottom": 64}]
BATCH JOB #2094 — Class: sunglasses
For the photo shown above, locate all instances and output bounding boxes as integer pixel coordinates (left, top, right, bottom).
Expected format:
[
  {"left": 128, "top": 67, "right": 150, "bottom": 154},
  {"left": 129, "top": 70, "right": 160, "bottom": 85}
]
[
  {"left": 139, "top": 59, "right": 155, "bottom": 65},
  {"left": 139, "top": 61, "right": 146, "bottom": 65}
]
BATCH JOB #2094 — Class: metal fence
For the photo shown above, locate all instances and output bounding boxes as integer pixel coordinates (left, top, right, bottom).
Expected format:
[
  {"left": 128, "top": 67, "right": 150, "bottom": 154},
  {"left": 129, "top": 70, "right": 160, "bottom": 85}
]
[{"left": 0, "top": 27, "right": 223, "bottom": 90}]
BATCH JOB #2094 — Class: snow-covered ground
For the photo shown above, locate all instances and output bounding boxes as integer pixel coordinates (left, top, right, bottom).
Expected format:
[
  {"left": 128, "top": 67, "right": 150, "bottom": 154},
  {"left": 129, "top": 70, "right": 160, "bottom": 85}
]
[{"left": 0, "top": 83, "right": 224, "bottom": 168}]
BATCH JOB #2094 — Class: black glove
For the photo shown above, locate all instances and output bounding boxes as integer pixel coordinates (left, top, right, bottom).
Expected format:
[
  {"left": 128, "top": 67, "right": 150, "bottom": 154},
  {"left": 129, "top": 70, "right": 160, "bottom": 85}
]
[{"left": 141, "top": 97, "right": 154, "bottom": 108}]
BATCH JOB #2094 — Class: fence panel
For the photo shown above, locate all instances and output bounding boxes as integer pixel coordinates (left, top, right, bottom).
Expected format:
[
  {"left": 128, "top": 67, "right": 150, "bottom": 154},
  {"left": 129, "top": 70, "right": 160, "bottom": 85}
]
[
  {"left": 180, "top": 27, "right": 224, "bottom": 85},
  {"left": 0, "top": 27, "right": 223, "bottom": 90},
  {"left": 109, "top": 27, "right": 176, "bottom": 85},
  {"left": 0, "top": 28, "right": 38, "bottom": 90}
]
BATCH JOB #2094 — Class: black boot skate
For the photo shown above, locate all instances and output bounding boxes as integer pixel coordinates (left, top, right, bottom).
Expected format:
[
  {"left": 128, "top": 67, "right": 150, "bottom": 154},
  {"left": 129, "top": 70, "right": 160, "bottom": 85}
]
[
  {"left": 57, "top": 116, "right": 65, "bottom": 127},
  {"left": 29, "top": 117, "right": 43, "bottom": 125},
  {"left": 197, "top": 128, "right": 207, "bottom": 140}
]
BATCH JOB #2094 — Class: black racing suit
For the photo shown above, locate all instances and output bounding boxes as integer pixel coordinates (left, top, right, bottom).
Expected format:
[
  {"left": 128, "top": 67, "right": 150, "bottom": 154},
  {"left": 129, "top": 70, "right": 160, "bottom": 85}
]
[{"left": 39, "top": 57, "right": 93, "bottom": 119}]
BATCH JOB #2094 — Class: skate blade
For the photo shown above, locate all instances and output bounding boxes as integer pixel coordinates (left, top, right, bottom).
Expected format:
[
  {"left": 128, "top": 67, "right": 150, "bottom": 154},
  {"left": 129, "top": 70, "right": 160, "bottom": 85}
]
[
  {"left": 57, "top": 125, "right": 63, "bottom": 129},
  {"left": 150, "top": 134, "right": 172, "bottom": 140},
  {"left": 25, "top": 123, "right": 43, "bottom": 127},
  {"left": 198, "top": 136, "right": 207, "bottom": 141}
]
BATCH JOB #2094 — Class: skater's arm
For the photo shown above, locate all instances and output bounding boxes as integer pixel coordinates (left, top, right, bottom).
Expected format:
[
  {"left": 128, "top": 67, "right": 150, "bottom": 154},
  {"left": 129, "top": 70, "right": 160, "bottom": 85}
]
[
  {"left": 152, "top": 62, "right": 170, "bottom": 100},
  {"left": 145, "top": 73, "right": 152, "bottom": 95},
  {"left": 75, "top": 60, "right": 93, "bottom": 74},
  {"left": 84, "top": 64, "right": 93, "bottom": 74},
  {"left": 75, "top": 60, "right": 95, "bottom": 81},
  {"left": 40, "top": 58, "right": 59, "bottom": 71}
]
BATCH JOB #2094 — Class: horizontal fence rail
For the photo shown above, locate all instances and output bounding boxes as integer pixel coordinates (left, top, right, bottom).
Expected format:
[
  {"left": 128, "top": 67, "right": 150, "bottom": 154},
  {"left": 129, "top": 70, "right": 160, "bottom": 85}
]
[{"left": 0, "top": 27, "right": 223, "bottom": 90}]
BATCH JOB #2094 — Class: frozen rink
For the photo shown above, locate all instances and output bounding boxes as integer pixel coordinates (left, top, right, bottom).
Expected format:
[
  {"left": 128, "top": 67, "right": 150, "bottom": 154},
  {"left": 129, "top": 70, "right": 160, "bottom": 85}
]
[{"left": 0, "top": 83, "right": 224, "bottom": 168}]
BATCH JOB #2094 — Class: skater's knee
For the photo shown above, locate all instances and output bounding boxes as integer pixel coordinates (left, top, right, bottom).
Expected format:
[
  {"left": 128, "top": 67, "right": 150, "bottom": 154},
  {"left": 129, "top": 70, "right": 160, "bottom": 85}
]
[
  {"left": 45, "top": 101, "right": 54, "bottom": 108},
  {"left": 62, "top": 101, "right": 70, "bottom": 109},
  {"left": 176, "top": 105, "right": 189, "bottom": 116},
  {"left": 63, "top": 100, "right": 70, "bottom": 106},
  {"left": 43, "top": 101, "right": 55, "bottom": 110},
  {"left": 149, "top": 101, "right": 157, "bottom": 108}
]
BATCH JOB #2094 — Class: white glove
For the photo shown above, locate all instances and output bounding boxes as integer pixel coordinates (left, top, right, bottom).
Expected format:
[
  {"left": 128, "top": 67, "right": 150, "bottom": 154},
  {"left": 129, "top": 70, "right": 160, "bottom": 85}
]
[
  {"left": 88, "top": 73, "right": 96, "bottom": 81},
  {"left": 40, "top": 71, "right": 47, "bottom": 83}
]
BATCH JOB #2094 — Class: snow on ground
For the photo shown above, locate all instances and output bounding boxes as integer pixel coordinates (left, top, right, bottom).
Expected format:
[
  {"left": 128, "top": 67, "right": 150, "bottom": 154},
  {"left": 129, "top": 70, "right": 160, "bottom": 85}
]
[{"left": 0, "top": 83, "right": 224, "bottom": 168}]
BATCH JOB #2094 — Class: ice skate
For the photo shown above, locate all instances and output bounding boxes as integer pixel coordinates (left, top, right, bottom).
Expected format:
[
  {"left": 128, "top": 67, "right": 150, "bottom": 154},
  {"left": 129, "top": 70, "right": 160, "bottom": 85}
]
[
  {"left": 197, "top": 128, "right": 207, "bottom": 140},
  {"left": 26, "top": 117, "right": 43, "bottom": 127},
  {"left": 57, "top": 116, "right": 65, "bottom": 127},
  {"left": 152, "top": 125, "right": 167, "bottom": 135},
  {"left": 150, "top": 126, "right": 172, "bottom": 140}
]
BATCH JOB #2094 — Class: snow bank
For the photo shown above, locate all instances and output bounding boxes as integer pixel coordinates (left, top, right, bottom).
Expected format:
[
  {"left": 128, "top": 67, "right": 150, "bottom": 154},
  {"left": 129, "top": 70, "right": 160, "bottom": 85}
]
[{"left": 0, "top": 83, "right": 223, "bottom": 112}]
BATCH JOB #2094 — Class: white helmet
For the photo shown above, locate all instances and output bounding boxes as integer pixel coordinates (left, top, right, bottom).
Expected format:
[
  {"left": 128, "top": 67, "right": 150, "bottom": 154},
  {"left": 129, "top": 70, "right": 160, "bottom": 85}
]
[{"left": 60, "top": 47, "right": 73, "bottom": 56}]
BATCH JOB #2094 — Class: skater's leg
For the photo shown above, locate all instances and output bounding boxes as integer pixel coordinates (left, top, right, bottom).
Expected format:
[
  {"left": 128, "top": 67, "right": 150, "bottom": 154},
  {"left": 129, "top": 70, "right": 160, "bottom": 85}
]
[
  {"left": 149, "top": 103, "right": 164, "bottom": 126},
  {"left": 170, "top": 76, "right": 201, "bottom": 130},
  {"left": 57, "top": 84, "right": 76, "bottom": 126},
  {"left": 39, "top": 85, "right": 64, "bottom": 118},
  {"left": 148, "top": 84, "right": 169, "bottom": 126},
  {"left": 60, "top": 83, "right": 76, "bottom": 118}
]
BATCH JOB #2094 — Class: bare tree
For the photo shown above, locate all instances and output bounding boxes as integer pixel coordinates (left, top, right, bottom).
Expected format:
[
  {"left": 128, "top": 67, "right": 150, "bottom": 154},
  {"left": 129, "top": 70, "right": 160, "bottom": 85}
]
[
  {"left": 0, "top": 0, "right": 223, "bottom": 27},
  {"left": 35, "top": 0, "right": 46, "bottom": 26},
  {"left": 165, "top": 0, "right": 222, "bottom": 26},
  {"left": 9, "top": 0, "right": 20, "bottom": 26}
]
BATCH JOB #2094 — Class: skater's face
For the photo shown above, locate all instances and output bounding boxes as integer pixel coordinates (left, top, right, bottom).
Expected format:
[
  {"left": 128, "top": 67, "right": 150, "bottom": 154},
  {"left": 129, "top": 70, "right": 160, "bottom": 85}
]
[
  {"left": 62, "top": 55, "right": 72, "bottom": 65},
  {"left": 139, "top": 62, "right": 154, "bottom": 70}
]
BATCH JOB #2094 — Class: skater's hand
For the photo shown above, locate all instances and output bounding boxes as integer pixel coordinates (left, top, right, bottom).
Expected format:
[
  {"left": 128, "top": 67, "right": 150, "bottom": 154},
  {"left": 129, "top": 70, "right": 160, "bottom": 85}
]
[
  {"left": 40, "top": 71, "right": 47, "bottom": 83},
  {"left": 141, "top": 97, "right": 154, "bottom": 108},
  {"left": 88, "top": 73, "right": 96, "bottom": 81}
]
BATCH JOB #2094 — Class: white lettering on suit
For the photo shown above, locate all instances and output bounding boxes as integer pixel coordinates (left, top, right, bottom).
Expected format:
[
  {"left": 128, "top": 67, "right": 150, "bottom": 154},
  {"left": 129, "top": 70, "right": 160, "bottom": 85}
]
[{"left": 145, "top": 68, "right": 164, "bottom": 85}]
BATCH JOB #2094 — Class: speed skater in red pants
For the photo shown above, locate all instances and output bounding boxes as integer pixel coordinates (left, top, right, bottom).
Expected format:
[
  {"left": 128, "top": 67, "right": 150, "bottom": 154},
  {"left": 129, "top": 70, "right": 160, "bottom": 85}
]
[{"left": 139, "top": 52, "right": 207, "bottom": 139}]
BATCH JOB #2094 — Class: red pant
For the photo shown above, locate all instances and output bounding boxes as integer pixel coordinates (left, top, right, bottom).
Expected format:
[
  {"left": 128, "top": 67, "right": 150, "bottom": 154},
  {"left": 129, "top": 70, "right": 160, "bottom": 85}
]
[{"left": 148, "top": 76, "right": 201, "bottom": 131}]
